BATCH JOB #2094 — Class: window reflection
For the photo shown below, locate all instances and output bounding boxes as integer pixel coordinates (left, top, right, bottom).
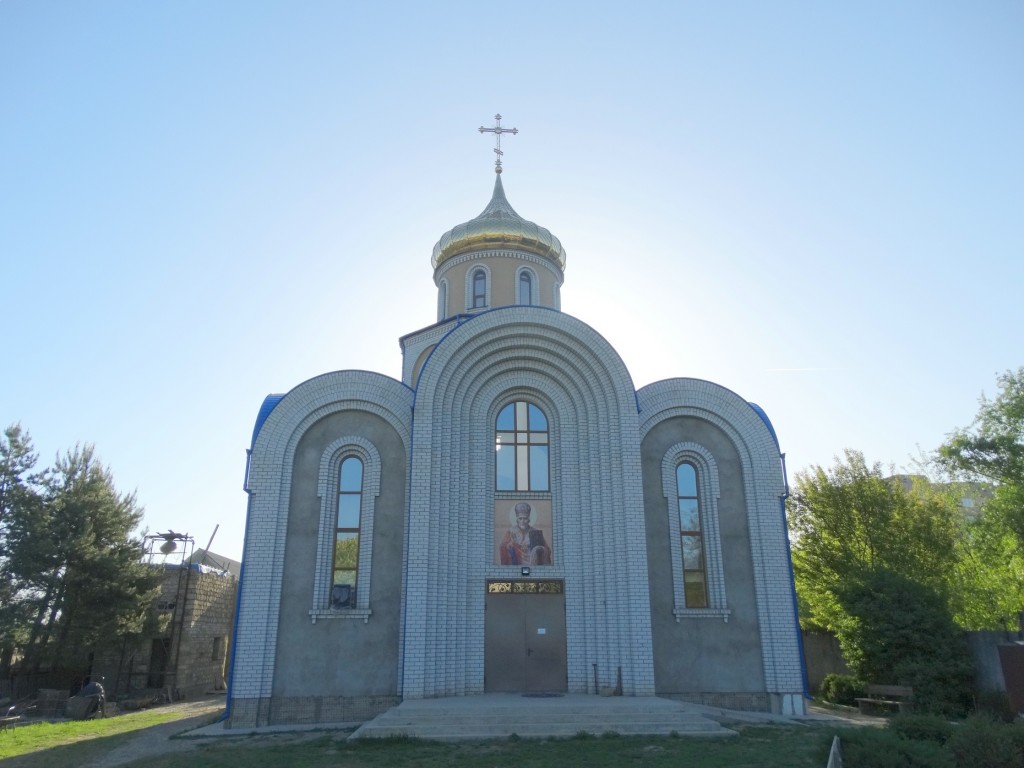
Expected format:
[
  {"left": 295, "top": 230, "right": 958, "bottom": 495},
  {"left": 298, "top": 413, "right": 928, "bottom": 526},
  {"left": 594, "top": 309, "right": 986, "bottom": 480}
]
[
  {"left": 519, "top": 271, "right": 533, "bottom": 305},
  {"left": 472, "top": 269, "right": 487, "bottom": 308},
  {"left": 495, "top": 402, "right": 550, "bottom": 491},
  {"left": 677, "top": 462, "right": 707, "bottom": 608},
  {"left": 334, "top": 457, "right": 363, "bottom": 608}
]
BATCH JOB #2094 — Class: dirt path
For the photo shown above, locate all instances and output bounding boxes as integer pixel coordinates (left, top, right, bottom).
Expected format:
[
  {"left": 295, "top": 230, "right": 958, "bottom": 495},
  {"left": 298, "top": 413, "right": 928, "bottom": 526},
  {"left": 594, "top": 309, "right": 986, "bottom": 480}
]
[{"left": 78, "top": 696, "right": 228, "bottom": 768}]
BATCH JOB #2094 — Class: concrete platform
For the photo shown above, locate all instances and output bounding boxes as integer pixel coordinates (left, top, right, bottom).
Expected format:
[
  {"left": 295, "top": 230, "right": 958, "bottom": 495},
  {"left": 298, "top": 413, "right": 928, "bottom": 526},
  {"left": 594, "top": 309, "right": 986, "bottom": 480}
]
[
  {"left": 349, "top": 693, "right": 736, "bottom": 740},
  {"left": 188, "top": 694, "right": 841, "bottom": 741}
]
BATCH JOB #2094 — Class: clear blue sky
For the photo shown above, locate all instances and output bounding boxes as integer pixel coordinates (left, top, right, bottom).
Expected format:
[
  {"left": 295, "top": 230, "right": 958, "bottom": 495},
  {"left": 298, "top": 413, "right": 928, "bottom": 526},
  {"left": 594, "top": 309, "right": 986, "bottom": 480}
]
[{"left": 2, "top": 2, "right": 1021, "bottom": 561}]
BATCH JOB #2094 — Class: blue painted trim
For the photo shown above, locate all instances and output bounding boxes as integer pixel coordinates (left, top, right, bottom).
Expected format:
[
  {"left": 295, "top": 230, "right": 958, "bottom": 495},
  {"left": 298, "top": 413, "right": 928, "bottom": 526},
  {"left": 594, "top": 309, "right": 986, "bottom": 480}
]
[
  {"left": 411, "top": 315, "right": 473, "bottom": 408},
  {"left": 251, "top": 375, "right": 415, "bottom": 450},
  {"left": 251, "top": 394, "right": 285, "bottom": 447},
  {"left": 747, "top": 401, "right": 780, "bottom": 450},
  {"left": 221, "top": 493, "right": 253, "bottom": 722},
  {"left": 398, "top": 395, "right": 416, "bottom": 696}
]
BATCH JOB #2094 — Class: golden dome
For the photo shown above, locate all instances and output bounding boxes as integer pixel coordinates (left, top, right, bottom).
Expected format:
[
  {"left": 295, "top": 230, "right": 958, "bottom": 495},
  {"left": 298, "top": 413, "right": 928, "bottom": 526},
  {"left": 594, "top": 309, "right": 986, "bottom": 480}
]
[{"left": 431, "top": 174, "right": 566, "bottom": 270}]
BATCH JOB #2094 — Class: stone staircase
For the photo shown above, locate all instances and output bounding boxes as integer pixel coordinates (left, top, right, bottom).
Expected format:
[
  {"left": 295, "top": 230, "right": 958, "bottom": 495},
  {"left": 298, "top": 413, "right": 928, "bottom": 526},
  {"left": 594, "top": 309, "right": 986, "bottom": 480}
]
[{"left": 350, "top": 693, "right": 735, "bottom": 741}]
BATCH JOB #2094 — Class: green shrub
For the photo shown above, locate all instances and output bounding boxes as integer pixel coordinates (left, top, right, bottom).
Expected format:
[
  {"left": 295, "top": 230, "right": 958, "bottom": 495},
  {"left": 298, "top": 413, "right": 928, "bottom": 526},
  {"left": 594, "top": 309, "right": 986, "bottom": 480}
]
[
  {"left": 1006, "top": 721, "right": 1024, "bottom": 764},
  {"left": 887, "top": 713, "right": 953, "bottom": 745},
  {"left": 974, "top": 689, "right": 1015, "bottom": 722},
  {"left": 838, "top": 728, "right": 906, "bottom": 768},
  {"left": 895, "top": 738, "right": 956, "bottom": 768},
  {"left": 945, "top": 716, "right": 1019, "bottom": 768},
  {"left": 819, "top": 673, "right": 866, "bottom": 706},
  {"left": 833, "top": 569, "right": 974, "bottom": 716},
  {"left": 894, "top": 656, "right": 973, "bottom": 717},
  {"left": 839, "top": 726, "right": 954, "bottom": 768}
]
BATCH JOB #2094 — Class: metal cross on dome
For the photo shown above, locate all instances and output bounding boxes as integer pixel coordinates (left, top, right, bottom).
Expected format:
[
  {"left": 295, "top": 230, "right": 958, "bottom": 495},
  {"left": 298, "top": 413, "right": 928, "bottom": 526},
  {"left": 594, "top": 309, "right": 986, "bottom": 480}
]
[{"left": 479, "top": 113, "right": 518, "bottom": 174}]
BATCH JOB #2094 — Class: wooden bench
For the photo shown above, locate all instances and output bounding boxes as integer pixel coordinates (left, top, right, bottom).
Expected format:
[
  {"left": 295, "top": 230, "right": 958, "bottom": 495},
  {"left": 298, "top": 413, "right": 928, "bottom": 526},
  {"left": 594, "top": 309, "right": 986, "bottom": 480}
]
[
  {"left": 855, "top": 684, "right": 914, "bottom": 715},
  {"left": 0, "top": 715, "right": 21, "bottom": 732}
]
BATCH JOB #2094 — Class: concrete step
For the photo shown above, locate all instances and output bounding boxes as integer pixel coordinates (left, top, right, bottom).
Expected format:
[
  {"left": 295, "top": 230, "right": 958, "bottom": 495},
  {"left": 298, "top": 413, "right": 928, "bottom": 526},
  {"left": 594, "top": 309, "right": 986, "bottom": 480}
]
[{"left": 350, "top": 694, "right": 735, "bottom": 741}]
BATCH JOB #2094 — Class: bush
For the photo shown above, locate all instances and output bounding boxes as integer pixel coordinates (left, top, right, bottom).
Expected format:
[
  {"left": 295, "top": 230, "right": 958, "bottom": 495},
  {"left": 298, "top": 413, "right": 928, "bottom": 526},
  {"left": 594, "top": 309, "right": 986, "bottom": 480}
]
[
  {"left": 819, "top": 673, "right": 866, "bottom": 706},
  {"left": 839, "top": 726, "right": 954, "bottom": 768},
  {"left": 837, "top": 728, "right": 905, "bottom": 768},
  {"left": 895, "top": 738, "right": 956, "bottom": 768},
  {"left": 893, "top": 656, "right": 973, "bottom": 717},
  {"left": 945, "top": 716, "right": 1019, "bottom": 768},
  {"left": 1007, "top": 721, "right": 1024, "bottom": 763},
  {"left": 974, "top": 689, "right": 1015, "bottom": 722},
  {"left": 833, "top": 569, "right": 974, "bottom": 716},
  {"left": 887, "top": 713, "right": 953, "bottom": 745}
]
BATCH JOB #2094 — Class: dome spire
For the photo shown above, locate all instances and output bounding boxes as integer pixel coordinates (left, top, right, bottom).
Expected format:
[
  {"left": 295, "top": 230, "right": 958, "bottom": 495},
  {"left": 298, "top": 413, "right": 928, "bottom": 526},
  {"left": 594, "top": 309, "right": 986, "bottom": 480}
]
[
  {"left": 478, "top": 113, "right": 518, "bottom": 174},
  {"left": 430, "top": 171, "right": 566, "bottom": 270},
  {"left": 477, "top": 172, "right": 519, "bottom": 219},
  {"left": 430, "top": 116, "right": 565, "bottom": 271}
]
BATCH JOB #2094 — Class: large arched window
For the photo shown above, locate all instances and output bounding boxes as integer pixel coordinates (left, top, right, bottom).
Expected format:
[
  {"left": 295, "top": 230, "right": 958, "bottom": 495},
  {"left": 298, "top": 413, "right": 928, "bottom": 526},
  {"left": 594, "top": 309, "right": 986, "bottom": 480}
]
[
  {"left": 676, "top": 462, "right": 707, "bottom": 608},
  {"left": 333, "top": 457, "right": 363, "bottom": 608},
  {"left": 495, "top": 401, "right": 549, "bottom": 491},
  {"left": 472, "top": 269, "right": 487, "bottom": 309}
]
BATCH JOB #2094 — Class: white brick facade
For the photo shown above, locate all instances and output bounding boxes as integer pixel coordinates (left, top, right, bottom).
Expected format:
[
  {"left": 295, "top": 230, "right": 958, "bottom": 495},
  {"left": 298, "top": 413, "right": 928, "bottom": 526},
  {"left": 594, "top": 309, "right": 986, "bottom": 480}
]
[
  {"left": 638, "top": 379, "right": 805, "bottom": 707},
  {"left": 226, "top": 177, "right": 807, "bottom": 727},
  {"left": 402, "top": 307, "right": 654, "bottom": 698},
  {"left": 231, "top": 372, "right": 412, "bottom": 708}
]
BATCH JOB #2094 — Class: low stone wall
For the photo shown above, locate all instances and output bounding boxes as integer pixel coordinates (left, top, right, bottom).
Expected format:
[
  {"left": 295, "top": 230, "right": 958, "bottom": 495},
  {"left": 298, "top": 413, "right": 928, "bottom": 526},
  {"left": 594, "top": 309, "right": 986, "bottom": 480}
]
[
  {"left": 35, "top": 688, "right": 69, "bottom": 718},
  {"left": 966, "top": 630, "right": 1018, "bottom": 692},
  {"left": 803, "top": 628, "right": 1024, "bottom": 696},
  {"left": 658, "top": 691, "right": 771, "bottom": 712},
  {"left": 801, "top": 630, "right": 850, "bottom": 692},
  {"left": 227, "top": 694, "right": 399, "bottom": 728}
]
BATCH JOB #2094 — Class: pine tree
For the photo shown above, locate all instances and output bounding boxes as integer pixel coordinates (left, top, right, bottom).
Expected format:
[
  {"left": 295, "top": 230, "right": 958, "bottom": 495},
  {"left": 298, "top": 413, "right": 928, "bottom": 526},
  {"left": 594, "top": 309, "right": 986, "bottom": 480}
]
[
  {"left": 2, "top": 433, "right": 161, "bottom": 671},
  {"left": 0, "top": 425, "right": 41, "bottom": 672}
]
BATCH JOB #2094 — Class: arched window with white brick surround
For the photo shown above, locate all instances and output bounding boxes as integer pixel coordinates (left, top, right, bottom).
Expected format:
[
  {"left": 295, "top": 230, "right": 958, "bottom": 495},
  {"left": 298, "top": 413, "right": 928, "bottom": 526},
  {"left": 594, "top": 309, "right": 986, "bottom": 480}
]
[
  {"left": 310, "top": 436, "right": 381, "bottom": 622},
  {"left": 661, "top": 442, "right": 730, "bottom": 620}
]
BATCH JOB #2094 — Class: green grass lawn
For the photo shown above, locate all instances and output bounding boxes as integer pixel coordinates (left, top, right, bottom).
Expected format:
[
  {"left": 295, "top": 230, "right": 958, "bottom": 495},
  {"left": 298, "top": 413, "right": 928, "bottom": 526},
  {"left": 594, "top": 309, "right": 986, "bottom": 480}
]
[
  {"left": 0, "top": 707, "right": 225, "bottom": 768},
  {"left": 134, "top": 727, "right": 836, "bottom": 768},
  {"left": 1, "top": 720, "right": 838, "bottom": 768}
]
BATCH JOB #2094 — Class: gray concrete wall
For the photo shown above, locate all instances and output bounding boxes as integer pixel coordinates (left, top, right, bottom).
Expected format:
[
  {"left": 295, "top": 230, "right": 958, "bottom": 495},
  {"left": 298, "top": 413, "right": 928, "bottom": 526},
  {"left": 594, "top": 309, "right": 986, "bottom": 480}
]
[
  {"left": 641, "top": 415, "right": 766, "bottom": 694},
  {"left": 272, "top": 409, "right": 406, "bottom": 699},
  {"left": 966, "top": 630, "right": 1019, "bottom": 693},
  {"left": 800, "top": 629, "right": 1021, "bottom": 696},
  {"left": 801, "top": 630, "right": 850, "bottom": 692}
]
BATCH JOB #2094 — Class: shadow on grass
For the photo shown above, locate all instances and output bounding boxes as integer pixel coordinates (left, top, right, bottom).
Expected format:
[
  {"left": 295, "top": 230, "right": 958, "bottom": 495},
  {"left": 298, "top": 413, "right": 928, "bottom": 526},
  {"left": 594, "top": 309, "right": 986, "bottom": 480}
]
[{"left": 0, "top": 710, "right": 224, "bottom": 768}]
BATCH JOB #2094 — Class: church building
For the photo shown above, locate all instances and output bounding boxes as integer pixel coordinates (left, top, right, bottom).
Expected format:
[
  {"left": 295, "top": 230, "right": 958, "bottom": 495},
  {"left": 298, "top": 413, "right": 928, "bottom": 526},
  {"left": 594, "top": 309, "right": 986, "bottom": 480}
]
[{"left": 226, "top": 120, "right": 807, "bottom": 728}]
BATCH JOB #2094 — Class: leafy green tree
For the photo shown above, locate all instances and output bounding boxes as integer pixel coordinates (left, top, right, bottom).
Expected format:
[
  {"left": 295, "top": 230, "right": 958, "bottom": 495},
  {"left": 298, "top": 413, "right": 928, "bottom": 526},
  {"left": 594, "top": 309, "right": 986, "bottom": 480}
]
[
  {"left": 787, "top": 450, "right": 960, "bottom": 631},
  {"left": 934, "top": 368, "right": 1024, "bottom": 629},
  {"left": 949, "top": 510, "right": 1024, "bottom": 630},
  {"left": 833, "top": 568, "right": 973, "bottom": 715},
  {"left": 939, "top": 367, "right": 1024, "bottom": 548},
  {"left": 3, "top": 440, "right": 161, "bottom": 670},
  {"left": 939, "top": 367, "right": 1024, "bottom": 487}
]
